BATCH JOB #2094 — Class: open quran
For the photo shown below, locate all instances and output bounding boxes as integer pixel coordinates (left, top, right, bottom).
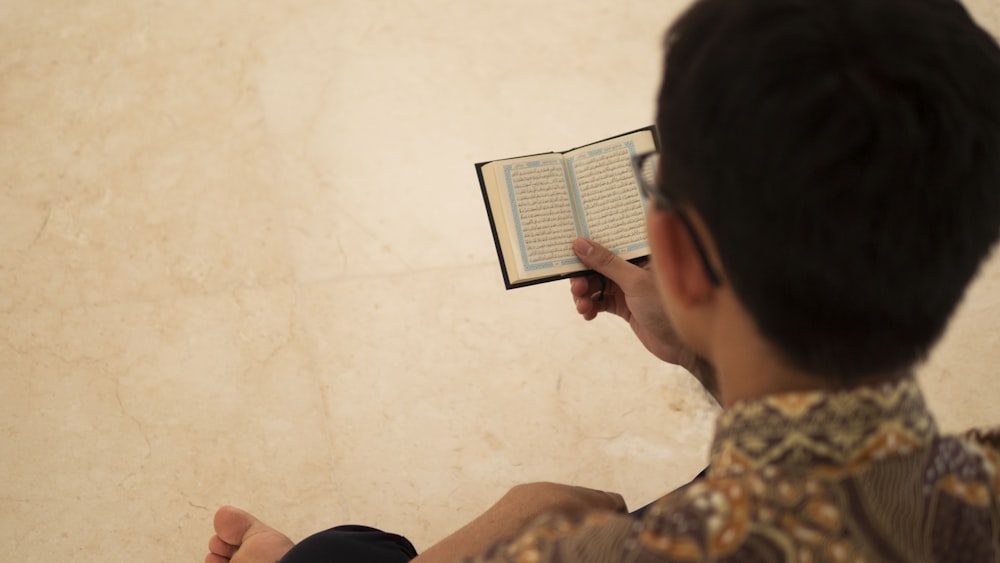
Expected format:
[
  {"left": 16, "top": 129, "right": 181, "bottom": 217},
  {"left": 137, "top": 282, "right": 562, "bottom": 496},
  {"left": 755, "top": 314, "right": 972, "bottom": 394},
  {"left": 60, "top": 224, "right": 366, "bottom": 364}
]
[{"left": 476, "top": 126, "right": 657, "bottom": 289}]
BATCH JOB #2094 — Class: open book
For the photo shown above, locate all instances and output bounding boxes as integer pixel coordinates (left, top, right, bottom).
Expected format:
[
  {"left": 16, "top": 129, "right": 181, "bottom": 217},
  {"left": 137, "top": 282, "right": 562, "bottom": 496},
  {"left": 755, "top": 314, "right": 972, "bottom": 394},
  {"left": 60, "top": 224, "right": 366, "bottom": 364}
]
[{"left": 476, "top": 126, "right": 657, "bottom": 289}]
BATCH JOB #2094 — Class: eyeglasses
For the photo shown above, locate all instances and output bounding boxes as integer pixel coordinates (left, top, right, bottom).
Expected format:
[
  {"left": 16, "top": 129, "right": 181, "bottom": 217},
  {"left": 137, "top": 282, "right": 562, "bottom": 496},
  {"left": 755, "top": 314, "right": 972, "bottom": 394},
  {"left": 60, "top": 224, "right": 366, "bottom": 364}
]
[{"left": 632, "top": 151, "right": 723, "bottom": 286}]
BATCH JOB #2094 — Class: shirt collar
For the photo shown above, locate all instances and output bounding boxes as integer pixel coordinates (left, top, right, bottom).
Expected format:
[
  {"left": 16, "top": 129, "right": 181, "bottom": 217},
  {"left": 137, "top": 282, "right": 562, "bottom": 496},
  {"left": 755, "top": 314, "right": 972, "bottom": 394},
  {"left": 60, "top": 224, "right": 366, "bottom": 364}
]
[{"left": 709, "top": 375, "right": 938, "bottom": 478}]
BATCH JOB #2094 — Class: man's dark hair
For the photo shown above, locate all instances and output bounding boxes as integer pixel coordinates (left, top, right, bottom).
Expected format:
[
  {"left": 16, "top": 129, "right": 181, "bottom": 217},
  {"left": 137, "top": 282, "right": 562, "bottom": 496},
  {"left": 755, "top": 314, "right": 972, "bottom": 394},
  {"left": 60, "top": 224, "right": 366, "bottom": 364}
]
[{"left": 657, "top": 0, "right": 1000, "bottom": 380}]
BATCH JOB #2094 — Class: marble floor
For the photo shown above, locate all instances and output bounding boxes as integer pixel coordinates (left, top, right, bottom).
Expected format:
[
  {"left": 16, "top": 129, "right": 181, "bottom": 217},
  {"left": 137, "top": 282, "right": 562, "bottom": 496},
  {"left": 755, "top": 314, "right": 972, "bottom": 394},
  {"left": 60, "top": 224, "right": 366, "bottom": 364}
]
[{"left": 2, "top": 1, "right": 998, "bottom": 561}]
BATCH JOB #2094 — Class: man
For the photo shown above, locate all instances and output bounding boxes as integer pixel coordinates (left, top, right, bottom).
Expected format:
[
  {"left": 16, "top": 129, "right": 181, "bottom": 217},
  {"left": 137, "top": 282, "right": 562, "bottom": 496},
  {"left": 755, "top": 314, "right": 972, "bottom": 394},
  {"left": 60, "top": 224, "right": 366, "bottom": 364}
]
[{"left": 207, "top": 0, "right": 1000, "bottom": 560}]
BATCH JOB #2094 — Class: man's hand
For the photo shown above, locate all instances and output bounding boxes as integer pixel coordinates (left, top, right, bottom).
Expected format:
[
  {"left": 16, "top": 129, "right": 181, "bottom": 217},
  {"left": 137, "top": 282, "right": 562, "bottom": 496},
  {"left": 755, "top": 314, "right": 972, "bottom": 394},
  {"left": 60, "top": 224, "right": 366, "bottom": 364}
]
[{"left": 570, "top": 238, "right": 719, "bottom": 402}]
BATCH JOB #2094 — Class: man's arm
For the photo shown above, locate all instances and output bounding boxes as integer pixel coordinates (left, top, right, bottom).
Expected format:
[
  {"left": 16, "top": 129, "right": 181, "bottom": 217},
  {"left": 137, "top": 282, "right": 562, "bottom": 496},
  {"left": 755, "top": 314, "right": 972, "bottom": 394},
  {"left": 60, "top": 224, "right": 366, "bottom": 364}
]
[
  {"left": 413, "top": 482, "right": 626, "bottom": 563},
  {"left": 570, "top": 238, "right": 720, "bottom": 404}
]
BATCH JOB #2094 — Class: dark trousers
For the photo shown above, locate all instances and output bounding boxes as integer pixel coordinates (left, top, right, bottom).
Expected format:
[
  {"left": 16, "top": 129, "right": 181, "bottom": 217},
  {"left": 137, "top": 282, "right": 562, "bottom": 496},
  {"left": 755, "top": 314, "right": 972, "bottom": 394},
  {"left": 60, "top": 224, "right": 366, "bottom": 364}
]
[
  {"left": 279, "top": 525, "right": 418, "bottom": 563},
  {"left": 280, "top": 467, "right": 709, "bottom": 563}
]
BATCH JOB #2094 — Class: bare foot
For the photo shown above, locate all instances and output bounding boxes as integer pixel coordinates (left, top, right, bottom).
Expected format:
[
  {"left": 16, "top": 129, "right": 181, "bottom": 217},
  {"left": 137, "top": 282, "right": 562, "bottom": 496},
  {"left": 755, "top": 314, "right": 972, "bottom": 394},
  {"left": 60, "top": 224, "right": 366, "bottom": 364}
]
[{"left": 206, "top": 505, "right": 295, "bottom": 563}]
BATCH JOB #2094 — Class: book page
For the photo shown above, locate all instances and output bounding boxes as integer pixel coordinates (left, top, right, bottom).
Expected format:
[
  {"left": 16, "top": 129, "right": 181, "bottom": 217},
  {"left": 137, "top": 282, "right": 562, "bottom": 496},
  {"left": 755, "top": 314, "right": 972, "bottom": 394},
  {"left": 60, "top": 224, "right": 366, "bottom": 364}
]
[
  {"left": 493, "top": 156, "right": 583, "bottom": 279},
  {"left": 566, "top": 131, "right": 656, "bottom": 255}
]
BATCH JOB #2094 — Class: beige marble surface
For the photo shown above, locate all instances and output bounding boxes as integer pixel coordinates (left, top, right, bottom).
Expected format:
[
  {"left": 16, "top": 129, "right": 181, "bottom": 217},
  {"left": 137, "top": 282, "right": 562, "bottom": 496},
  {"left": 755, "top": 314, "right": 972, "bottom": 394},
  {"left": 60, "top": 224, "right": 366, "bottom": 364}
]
[{"left": 1, "top": 1, "right": 997, "bottom": 561}]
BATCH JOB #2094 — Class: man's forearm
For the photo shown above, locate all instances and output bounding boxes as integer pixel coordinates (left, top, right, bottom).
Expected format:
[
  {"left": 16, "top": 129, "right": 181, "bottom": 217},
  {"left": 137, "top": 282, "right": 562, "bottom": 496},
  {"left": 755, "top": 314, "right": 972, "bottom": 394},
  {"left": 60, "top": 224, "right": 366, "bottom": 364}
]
[
  {"left": 412, "top": 494, "right": 535, "bottom": 563},
  {"left": 413, "top": 483, "right": 626, "bottom": 563}
]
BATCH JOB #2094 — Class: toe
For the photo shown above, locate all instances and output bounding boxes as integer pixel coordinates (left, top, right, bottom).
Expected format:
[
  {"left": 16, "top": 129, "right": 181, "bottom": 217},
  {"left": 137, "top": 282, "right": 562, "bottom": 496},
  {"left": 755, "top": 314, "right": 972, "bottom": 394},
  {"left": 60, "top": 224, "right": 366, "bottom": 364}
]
[
  {"left": 209, "top": 504, "right": 295, "bottom": 563},
  {"left": 213, "top": 505, "right": 258, "bottom": 546},
  {"left": 209, "top": 534, "right": 238, "bottom": 559}
]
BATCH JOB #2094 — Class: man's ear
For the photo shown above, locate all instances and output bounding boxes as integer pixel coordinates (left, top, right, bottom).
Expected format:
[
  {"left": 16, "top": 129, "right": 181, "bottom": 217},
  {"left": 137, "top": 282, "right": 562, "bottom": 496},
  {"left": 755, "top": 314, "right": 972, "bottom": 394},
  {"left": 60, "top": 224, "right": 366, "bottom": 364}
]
[{"left": 647, "top": 210, "right": 716, "bottom": 306}]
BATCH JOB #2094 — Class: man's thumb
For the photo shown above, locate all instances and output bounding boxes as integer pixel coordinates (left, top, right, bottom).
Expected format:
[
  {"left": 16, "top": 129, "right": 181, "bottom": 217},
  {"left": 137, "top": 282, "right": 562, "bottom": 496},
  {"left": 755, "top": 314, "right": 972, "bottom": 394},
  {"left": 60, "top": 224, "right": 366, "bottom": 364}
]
[{"left": 572, "top": 238, "right": 637, "bottom": 286}]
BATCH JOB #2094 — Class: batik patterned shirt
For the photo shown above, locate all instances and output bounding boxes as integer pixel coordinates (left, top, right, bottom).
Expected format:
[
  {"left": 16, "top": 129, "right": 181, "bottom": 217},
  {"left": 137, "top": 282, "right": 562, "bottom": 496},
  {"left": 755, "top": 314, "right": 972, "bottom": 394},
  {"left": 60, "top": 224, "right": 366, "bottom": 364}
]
[{"left": 473, "top": 377, "right": 1000, "bottom": 562}]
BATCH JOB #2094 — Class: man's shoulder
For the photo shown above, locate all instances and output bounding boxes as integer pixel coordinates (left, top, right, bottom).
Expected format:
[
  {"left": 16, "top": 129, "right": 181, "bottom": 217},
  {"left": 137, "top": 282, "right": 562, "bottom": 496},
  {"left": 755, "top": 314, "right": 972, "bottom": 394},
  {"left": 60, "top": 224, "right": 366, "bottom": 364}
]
[
  {"left": 931, "top": 427, "right": 1000, "bottom": 496},
  {"left": 951, "top": 426, "right": 1000, "bottom": 497},
  {"left": 637, "top": 468, "right": 851, "bottom": 560},
  {"left": 636, "top": 434, "right": 1000, "bottom": 561},
  {"left": 961, "top": 425, "right": 1000, "bottom": 454}
]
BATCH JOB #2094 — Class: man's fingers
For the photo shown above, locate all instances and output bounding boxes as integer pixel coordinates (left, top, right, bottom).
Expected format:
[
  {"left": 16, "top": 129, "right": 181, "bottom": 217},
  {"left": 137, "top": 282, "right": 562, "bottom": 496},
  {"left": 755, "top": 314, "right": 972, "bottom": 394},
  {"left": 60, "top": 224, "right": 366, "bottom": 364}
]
[
  {"left": 571, "top": 274, "right": 614, "bottom": 319},
  {"left": 569, "top": 276, "right": 590, "bottom": 298},
  {"left": 570, "top": 274, "right": 606, "bottom": 298},
  {"left": 573, "top": 238, "right": 642, "bottom": 290},
  {"left": 569, "top": 486, "right": 629, "bottom": 513},
  {"left": 607, "top": 492, "right": 628, "bottom": 513},
  {"left": 575, "top": 292, "right": 602, "bottom": 319}
]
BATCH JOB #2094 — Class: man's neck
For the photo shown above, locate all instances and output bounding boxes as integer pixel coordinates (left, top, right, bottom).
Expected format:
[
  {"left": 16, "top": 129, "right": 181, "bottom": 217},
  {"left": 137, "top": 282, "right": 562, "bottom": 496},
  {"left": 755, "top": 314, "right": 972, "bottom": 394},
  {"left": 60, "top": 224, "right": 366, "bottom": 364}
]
[{"left": 708, "top": 315, "right": 909, "bottom": 408}]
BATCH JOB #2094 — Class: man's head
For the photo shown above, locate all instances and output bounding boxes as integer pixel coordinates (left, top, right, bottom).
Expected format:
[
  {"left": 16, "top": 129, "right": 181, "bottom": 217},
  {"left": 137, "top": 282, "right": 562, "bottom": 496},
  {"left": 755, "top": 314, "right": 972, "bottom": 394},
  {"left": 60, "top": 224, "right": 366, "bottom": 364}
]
[{"left": 651, "top": 0, "right": 1000, "bottom": 381}]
